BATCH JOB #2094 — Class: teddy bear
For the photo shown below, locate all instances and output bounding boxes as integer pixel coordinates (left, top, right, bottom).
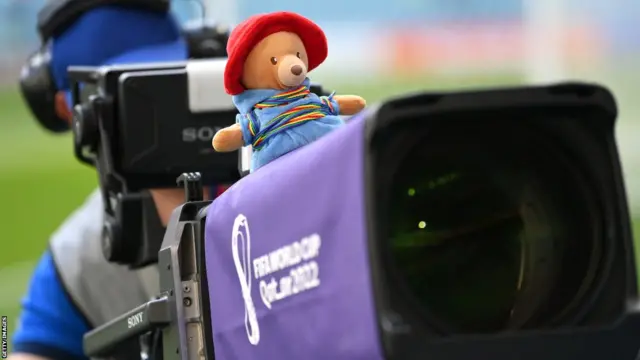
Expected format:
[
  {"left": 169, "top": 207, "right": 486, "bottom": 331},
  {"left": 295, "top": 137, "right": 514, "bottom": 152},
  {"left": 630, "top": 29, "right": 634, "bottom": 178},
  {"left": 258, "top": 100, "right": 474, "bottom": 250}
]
[{"left": 211, "top": 11, "right": 367, "bottom": 172}]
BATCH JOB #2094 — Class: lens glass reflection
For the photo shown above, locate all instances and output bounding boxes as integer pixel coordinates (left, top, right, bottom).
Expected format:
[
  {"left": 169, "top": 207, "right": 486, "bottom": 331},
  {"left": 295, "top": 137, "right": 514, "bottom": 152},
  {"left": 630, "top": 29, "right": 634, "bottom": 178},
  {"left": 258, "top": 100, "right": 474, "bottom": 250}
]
[{"left": 387, "top": 127, "right": 588, "bottom": 333}]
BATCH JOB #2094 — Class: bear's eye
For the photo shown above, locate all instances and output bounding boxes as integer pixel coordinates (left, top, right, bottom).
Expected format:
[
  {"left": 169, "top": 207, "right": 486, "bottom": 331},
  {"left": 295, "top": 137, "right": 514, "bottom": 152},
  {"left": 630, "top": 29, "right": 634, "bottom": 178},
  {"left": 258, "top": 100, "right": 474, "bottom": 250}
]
[
  {"left": 296, "top": 52, "right": 301, "bottom": 59},
  {"left": 270, "top": 57, "right": 278, "bottom": 65}
]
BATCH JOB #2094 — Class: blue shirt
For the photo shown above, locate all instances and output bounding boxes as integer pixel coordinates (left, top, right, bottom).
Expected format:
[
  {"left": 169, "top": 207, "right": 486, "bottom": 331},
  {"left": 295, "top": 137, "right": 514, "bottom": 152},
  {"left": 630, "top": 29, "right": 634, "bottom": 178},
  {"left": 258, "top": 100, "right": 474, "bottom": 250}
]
[
  {"left": 233, "top": 78, "right": 343, "bottom": 172},
  {"left": 12, "top": 251, "right": 90, "bottom": 360}
]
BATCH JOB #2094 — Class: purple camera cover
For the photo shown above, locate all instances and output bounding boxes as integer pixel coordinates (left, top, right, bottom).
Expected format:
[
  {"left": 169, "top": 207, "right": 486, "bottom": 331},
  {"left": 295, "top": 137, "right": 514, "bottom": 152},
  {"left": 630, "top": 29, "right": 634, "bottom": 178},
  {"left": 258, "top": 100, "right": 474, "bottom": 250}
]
[{"left": 204, "top": 114, "right": 384, "bottom": 360}]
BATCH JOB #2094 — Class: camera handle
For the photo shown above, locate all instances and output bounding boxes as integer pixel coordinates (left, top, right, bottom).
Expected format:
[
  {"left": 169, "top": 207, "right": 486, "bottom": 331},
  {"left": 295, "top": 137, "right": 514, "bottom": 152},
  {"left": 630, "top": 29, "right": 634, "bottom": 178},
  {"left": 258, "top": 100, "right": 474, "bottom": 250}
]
[
  {"left": 177, "top": 172, "right": 204, "bottom": 202},
  {"left": 83, "top": 297, "right": 171, "bottom": 358}
]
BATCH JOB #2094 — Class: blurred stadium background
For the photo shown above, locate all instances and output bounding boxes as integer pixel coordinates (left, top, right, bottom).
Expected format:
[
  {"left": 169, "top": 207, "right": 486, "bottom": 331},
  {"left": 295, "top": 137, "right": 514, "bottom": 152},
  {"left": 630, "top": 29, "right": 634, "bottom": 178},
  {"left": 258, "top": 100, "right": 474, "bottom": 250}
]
[{"left": 0, "top": 0, "right": 638, "bottom": 344}]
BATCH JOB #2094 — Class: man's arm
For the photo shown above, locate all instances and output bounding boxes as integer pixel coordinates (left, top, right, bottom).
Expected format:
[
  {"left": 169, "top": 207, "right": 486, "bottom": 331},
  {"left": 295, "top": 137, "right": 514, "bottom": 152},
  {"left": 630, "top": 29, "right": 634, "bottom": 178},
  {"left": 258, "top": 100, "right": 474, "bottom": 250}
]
[{"left": 9, "top": 251, "right": 91, "bottom": 360}]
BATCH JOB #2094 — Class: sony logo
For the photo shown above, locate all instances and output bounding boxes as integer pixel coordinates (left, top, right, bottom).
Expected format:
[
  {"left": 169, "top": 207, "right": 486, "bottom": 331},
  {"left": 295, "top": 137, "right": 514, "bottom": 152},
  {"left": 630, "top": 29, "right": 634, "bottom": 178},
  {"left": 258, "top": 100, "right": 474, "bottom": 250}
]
[
  {"left": 182, "top": 126, "right": 223, "bottom": 142},
  {"left": 127, "top": 312, "right": 144, "bottom": 329}
]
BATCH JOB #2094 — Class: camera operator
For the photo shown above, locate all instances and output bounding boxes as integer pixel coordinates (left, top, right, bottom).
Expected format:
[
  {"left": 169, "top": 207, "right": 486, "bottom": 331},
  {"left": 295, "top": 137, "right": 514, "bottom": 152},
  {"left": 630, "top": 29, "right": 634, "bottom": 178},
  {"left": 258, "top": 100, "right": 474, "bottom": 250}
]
[{"left": 10, "top": 2, "right": 229, "bottom": 360}]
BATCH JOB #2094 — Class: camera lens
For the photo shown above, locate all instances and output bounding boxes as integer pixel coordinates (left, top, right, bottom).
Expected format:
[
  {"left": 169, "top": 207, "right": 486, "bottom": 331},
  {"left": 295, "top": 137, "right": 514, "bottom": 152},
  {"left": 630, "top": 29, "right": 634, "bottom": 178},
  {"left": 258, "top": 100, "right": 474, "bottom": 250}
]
[{"left": 386, "top": 122, "right": 600, "bottom": 335}]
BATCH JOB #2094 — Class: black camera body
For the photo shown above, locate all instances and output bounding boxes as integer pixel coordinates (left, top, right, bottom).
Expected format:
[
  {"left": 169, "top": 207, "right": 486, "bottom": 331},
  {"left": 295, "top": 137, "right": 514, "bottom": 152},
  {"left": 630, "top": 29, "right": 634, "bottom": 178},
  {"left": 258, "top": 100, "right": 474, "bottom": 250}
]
[
  {"left": 82, "top": 81, "right": 640, "bottom": 360},
  {"left": 68, "top": 60, "right": 237, "bottom": 268},
  {"left": 69, "top": 60, "right": 239, "bottom": 191}
]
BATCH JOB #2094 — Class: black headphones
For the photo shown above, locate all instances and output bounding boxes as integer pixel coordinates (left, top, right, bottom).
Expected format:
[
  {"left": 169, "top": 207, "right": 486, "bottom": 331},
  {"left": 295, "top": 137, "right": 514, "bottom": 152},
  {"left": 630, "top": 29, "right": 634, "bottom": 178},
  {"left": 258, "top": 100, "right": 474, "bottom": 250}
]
[{"left": 19, "top": 0, "right": 229, "bottom": 133}]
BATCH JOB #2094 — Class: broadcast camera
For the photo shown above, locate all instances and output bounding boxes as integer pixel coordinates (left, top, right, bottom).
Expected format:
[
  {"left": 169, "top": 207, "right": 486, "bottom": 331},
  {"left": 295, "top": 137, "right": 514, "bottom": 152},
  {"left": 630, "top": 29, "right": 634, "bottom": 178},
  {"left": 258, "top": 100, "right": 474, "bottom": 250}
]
[{"left": 72, "top": 59, "right": 640, "bottom": 360}]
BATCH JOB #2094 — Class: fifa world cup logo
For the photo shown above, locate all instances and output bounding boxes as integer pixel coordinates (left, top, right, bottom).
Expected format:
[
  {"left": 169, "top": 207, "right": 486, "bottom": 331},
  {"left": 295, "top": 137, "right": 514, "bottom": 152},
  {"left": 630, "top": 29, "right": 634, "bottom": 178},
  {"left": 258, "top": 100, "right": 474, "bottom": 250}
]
[{"left": 231, "top": 214, "right": 260, "bottom": 345}]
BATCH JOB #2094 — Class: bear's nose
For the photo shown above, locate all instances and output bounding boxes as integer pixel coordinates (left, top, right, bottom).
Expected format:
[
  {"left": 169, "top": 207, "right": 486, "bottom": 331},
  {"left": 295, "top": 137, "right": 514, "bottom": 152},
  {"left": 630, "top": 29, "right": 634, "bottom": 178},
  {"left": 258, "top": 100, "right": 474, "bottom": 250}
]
[{"left": 290, "top": 65, "right": 303, "bottom": 76}]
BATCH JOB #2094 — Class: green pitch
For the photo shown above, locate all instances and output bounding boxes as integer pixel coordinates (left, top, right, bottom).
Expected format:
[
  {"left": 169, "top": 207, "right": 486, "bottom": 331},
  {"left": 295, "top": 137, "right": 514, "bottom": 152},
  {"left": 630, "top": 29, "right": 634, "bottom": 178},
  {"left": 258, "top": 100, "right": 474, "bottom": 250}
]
[{"left": 0, "top": 73, "right": 638, "bottom": 347}]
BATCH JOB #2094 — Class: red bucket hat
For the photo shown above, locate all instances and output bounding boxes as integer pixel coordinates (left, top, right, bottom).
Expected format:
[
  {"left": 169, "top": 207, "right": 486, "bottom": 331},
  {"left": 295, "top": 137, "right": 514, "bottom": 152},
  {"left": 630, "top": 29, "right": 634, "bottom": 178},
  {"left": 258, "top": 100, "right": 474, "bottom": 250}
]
[{"left": 223, "top": 12, "right": 328, "bottom": 95}]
